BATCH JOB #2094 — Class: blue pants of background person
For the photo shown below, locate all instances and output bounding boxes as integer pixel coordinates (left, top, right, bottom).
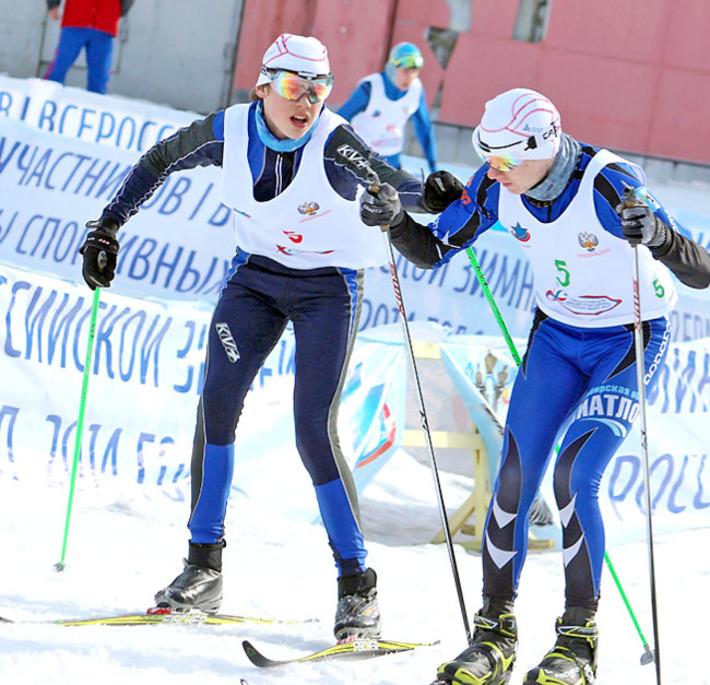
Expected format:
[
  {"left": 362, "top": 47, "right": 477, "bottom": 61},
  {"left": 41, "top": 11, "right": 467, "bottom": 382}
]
[
  {"left": 188, "top": 252, "right": 369, "bottom": 576},
  {"left": 482, "top": 310, "right": 670, "bottom": 608},
  {"left": 44, "top": 27, "right": 115, "bottom": 94}
]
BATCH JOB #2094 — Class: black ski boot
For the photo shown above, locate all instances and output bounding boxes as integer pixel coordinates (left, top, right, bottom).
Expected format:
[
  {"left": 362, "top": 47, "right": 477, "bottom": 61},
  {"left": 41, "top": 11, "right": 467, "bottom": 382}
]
[
  {"left": 154, "top": 541, "right": 224, "bottom": 613},
  {"left": 334, "top": 567, "right": 381, "bottom": 641},
  {"left": 436, "top": 597, "right": 517, "bottom": 685},
  {"left": 523, "top": 606, "right": 598, "bottom": 685}
]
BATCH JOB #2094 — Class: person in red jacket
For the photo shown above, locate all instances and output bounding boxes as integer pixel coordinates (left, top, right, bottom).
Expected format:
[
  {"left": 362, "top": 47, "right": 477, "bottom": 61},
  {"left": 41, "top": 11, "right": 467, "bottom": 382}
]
[{"left": 44, "top": 0, "right": 134, "bottom": 94}]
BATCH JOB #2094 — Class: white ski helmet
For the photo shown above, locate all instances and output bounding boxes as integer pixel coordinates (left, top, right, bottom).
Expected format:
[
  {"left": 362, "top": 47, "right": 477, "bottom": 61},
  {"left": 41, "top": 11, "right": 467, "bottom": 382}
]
[
  {"left": 256, "top": 34, "right": 331, "bottom": 86},
  {"left": 472, "top": 88, "right": 562, "bottom": 164}
]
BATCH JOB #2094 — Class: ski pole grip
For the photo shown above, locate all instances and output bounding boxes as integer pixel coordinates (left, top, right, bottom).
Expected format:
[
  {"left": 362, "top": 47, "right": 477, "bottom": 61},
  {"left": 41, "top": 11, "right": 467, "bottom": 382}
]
[
  {"left": 621, "top": 184, "right": 638, "bottom": 209},
  {"left": 366, "top": 184, "right": 390, "bottom": 232},
  {"left": 619, "top": 182, "right": 650, "bottom": 251}
]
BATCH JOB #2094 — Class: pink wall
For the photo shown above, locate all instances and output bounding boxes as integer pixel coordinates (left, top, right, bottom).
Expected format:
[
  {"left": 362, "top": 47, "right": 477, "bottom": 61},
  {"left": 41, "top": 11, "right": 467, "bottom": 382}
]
[
  {"left": 232, "top": 0, "right": 396, "bottom": 104},
  {"left": 232, "top": 0, "right": 710, "bottom": 164}
]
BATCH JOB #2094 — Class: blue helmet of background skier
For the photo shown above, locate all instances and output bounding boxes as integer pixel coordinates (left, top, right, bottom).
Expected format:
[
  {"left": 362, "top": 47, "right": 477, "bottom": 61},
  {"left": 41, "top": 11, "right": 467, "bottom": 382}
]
[
  {"left": 338, "top": 39, "right": 437, "bottom": 172},
  {"left": 385, "top": 42, "right": 424, "bottom": 90}
]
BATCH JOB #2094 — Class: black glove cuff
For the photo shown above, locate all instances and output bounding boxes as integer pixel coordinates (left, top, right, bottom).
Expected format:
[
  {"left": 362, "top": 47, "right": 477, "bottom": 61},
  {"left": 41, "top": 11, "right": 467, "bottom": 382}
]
[
  {"left": 647, "top": 216, "right": 668, "bottom": 248},
  {"left": 86, "top": 216, "right": 120, "bottom": 234},
  {"left": 649, "top": 222, "right": 673, "bottom": 257},
  {"left": 81, "top": 218, "right": 120, "bottom": 255},
  {"left": 388, "top": 209, "right": 408, "bottom": 235}
]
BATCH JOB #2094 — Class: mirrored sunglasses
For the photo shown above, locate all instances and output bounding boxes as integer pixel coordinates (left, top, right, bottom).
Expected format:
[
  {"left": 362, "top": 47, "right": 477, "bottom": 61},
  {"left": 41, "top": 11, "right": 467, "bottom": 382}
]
[
  {"left": 269, "top": 70, "right": 333, "bottom": 104},
  {"left": 484, "top": 151, "right": 525, "bottom": 172},
  {"left": 393, "top": 55, "right": 424, "bottom": 69}
]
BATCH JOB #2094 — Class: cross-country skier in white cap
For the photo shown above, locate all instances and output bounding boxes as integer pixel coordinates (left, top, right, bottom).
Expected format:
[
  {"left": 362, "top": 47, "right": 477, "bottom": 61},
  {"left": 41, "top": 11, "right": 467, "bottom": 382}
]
[
  {"left": 359, "top": 87, "right": 710, "bottom": 684},
  {"left": 79, "top": 33, "right": 463, "bottom": 640}
]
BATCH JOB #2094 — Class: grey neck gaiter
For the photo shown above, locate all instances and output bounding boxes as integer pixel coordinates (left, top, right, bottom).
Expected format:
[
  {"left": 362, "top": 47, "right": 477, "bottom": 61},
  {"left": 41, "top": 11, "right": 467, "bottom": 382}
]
[{"left": 525, "top": 134, "right": 581, "bottom": 202}]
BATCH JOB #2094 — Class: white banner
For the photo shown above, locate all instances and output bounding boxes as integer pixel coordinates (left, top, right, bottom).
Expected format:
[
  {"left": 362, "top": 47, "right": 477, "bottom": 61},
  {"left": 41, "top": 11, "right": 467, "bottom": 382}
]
[
  {"left": 338, "top": 327, "right": 407, "bottom": 493},
  {"left": 1, "top": 263, "right": 707, "bottom": 542},
  {"left": 0, "top": 75, "right": 197, "bottom": 152},
  {"left": 601, "top": 337, "right": 710, "bottom": 544},
  {"left": 0, "top": 118, "right": 233, "bottom": 304},
  {"left": 0, "top": 261, "right": 302, "bottom": 504}
]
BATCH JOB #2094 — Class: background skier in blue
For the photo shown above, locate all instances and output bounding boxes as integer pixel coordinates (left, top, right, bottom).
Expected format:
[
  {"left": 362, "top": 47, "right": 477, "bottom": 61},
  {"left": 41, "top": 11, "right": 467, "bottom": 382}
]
[
  {"left": 360, "top": 87, "right": 710, "bottom": 685},
  {"left": 338, "top": 42, "right": 438, "bottom": 173}
]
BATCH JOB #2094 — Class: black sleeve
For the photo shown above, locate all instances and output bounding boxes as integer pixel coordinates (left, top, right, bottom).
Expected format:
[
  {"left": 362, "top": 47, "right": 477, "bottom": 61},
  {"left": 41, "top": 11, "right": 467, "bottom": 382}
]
[
  {"left": 139, "top": 112, "right": 224, "bottom": 177},
  {"left": 120, "top": 0, "right": 135, "bottom": 17},
  {"left": 651, "top": 229, "right": 710, "bottom": 289},
  {"left": 102, "top": 112, "right": 224, "bottom": 226},
  {"left": 387, "top": 213, "right": 460, "bottom": 269},
  {"left": 324, "top": 124, "right": 427, "bottom": 212}
]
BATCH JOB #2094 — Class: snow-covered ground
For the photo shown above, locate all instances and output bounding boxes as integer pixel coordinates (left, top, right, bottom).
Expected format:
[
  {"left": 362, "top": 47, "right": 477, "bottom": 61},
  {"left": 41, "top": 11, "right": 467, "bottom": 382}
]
[{"left": 1, "top": 441, "right": 707, "bottom": 685}]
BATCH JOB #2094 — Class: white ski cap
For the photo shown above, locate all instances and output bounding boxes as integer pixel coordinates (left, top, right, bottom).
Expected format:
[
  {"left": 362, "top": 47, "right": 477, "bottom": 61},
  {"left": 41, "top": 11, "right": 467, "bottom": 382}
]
[
  {"left": 256, "top": 34, "right": 331, "bottom": 86},
  {"left": 472, "top": 88, "right": 562, "bottom": 161}
]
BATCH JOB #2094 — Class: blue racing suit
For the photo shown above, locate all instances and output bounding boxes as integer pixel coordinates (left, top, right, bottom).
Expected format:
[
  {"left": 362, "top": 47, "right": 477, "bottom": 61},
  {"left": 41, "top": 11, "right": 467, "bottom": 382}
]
[{"left": 386, "top": 141, "right": 710, "bottom": 607}]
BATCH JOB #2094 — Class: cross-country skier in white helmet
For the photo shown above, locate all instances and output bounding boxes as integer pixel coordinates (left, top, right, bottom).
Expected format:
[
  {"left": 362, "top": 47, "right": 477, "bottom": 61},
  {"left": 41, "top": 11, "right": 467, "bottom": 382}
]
[
  {"left": 79, "top": 32, "right": 463, "bottom": 640},
  {"left": 359, "top": 86, "right": 710, "bottom": 684},
  {"left": 338, "top": 41, "right": 438, "bottom": 173}
]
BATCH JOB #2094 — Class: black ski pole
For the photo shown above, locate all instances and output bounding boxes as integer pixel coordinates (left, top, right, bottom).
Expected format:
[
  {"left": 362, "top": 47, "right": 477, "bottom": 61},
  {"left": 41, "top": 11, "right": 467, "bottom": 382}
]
[
  {"left": 336, "top": 142, "right": 472, "bottom": 644},
  {"left": 381, "top": 226, "right": 472, "bottom": 644},
  {"left": 621, "top": 183, "right": 663, "bottom": 683}
]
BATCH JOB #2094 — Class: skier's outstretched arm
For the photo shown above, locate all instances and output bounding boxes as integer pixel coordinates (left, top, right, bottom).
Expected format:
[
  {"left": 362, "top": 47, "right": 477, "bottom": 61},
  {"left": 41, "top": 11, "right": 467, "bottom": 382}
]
[
  {"left": 359, "top": 168, "right": 498, "bottom": 269},
  {"left": 336, "top": 81, "right": 371, "bottom": 122},
  {"left": 102, "top": 112, "right": 225, "bottom": 227},
  {"left": 81, "top": 112, "right": 225, "bottom": 289},
  {"left": 324, "top": 123, "right": 461, "bottom": 215},
  {"left": 621, "top": 208, "right": 710, "bottom": 289}
]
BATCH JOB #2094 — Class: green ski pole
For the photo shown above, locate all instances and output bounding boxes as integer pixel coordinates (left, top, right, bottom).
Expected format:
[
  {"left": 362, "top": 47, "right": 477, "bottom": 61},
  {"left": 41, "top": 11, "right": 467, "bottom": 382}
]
[
  {"left": 466, "top": 245, "right": 655, "bottom": 665},
  {"left": 466, "top": 247, "right": 522, "bottom": 366},
  {"left": 604, "top": 549, "right": 655, "bottom": 665},
  {"left": 55, "top": 285, "right": 102, "bottom": 572}
]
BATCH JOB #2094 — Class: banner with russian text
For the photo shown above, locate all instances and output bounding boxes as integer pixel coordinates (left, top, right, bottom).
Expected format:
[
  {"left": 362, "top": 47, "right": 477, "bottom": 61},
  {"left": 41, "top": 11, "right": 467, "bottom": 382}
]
[
  {"left": 0, "top": 75, "right": 197, "bottom": 152},
  {"left": 2, "top": 75, "right": 710, "bottom": 342},
  {"left": 2, "top": 262, "right": 707, "bottom": 542}
]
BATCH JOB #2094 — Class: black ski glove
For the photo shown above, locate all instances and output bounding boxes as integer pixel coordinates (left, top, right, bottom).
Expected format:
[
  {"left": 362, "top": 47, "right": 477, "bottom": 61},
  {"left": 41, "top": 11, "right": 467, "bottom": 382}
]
[
  {"left": 422, "top": 170, "right": 464, "bottom": 213},
  {"left": 360, "top": 183, "right": 404, "bottom": 228},
  {"left": 618, "top": 204, "right": 668, "bottom": 248},
  {"left": 79, "top": 217, "right": 120, "bottom": 289}
]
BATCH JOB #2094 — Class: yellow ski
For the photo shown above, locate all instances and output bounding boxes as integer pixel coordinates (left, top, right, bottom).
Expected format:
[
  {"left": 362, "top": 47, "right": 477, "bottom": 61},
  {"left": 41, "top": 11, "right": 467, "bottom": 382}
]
[
  {"left": 243, "top": 637, "right": 439, "bottom": 667},
  {"left": 0, "top": 608, "right": 314, "bottom": 627}
]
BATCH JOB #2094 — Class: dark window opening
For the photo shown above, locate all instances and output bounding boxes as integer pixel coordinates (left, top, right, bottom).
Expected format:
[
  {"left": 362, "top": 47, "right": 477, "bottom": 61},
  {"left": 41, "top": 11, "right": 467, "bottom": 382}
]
[{"left": 513, "top": 0, "right": 552, "bottom": 43}]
